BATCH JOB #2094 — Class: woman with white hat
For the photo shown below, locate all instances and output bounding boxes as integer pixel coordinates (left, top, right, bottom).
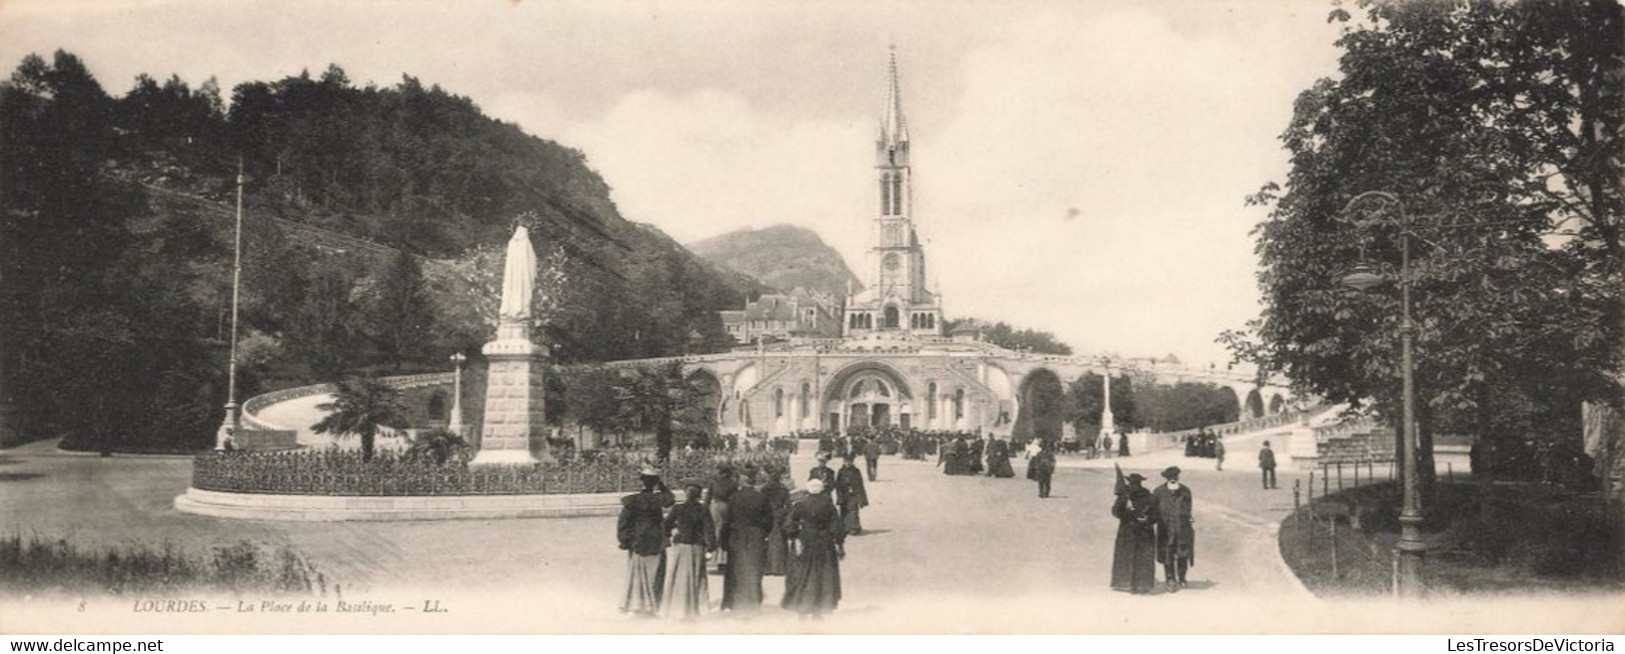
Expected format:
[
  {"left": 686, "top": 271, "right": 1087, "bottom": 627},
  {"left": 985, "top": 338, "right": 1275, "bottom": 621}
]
[{"left": 780, "top": 477, "right": 844, "bottom": 618}]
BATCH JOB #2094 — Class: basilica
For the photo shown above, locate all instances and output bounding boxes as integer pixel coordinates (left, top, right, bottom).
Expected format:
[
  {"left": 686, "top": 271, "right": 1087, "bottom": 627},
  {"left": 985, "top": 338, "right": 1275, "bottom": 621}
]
[
  {"left": 685, "top": 52, "right": 1094, "bottom": 440},
  {"left": 671, "top": 52, "right": 1287, "bottom": 440}
]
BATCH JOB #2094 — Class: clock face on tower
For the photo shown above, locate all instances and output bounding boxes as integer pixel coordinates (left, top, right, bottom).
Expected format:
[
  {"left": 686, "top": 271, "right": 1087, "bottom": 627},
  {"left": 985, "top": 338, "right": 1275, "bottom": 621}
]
[{"left": 883, "top": 253, "right": 900, "bottom": 270}]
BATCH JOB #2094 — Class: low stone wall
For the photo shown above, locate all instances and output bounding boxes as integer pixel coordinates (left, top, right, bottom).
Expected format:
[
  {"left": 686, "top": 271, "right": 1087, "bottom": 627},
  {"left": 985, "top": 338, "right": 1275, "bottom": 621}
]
[
  {"left": 240, "top": 373, "right": 455, "bottom": 431},
  {"left": 235, "top": 429, "right": 297, "bottom": 451},
  {"left": 174, "top": 487, "right": 621, "bottom": 521}
]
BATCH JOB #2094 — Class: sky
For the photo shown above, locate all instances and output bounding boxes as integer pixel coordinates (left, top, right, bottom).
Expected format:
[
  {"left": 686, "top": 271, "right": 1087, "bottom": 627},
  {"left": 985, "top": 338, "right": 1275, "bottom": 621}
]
[{"left": 0, "top": 0, "right": 1346, "bottom": 367}]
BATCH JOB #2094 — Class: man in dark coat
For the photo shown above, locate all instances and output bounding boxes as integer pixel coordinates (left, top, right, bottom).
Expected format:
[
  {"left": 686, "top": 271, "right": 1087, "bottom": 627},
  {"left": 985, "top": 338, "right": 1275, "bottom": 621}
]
[
  {"left": 721, "top": 470, "right": 772, "bottom": 612},
  {"left": 781, "top": 478, "right": 844, "bottom": 617},
  {"left": 809, "top": 451, "right": 836, "bottom": 487},
  {"left": 1026, "top": 440, "right": 1057, "bottom": 498},
  {"left": 618, "top": 468, "right": 675, "bottom": 614},
  {"left": 863, "top": 436, "right": 882, "bottom": 482},
  {"left": 968, "top": 437, "right": 986, "bottom": 475},
  {"left": 1259, "top": 440, "right": 1278, "bottom": 489},
  {"left": 1153, "top": 466, "right": 1195, "bottom": 591},
  {"left": 1110, "top": 472, "right": 1159, "bottom": 594},
  {"left": 835, "top": 457, "right": 869, "bottom": 535}
]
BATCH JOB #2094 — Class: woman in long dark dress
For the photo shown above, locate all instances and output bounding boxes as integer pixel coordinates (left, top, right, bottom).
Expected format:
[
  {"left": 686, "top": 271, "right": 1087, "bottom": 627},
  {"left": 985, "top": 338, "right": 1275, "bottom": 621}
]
[
  {"left": 618, "top": 469, "right": 674, "bottom": 615},
  {"left": 987, "top": 439, "right": 1016, "bottom": 478},
  {"left": 1110, "top": 473, "right": 1159, "bottom": 594},
  {"left": 762, "top": 468, "right": 791, "bottom": 576},
  {"left": 781, "top": 478, "right": 844, "bottom": 617}
]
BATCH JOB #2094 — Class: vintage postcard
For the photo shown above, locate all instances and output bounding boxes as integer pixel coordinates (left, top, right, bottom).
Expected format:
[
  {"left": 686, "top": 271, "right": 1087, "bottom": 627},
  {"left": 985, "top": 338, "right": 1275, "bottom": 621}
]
[{"left": 1, "top": 0, "right": 1620, "bottom": 637}]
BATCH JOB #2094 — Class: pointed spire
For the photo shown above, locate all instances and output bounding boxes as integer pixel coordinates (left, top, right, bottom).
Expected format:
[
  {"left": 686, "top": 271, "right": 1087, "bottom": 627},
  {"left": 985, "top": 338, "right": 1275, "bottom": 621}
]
[{"left": 882, "top": 45, "right": 908, "bottom": 146}]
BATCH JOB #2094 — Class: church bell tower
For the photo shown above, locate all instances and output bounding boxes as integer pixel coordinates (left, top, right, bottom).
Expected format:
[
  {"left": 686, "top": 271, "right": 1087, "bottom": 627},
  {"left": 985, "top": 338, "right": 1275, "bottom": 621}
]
[{"left": 845, "top": 48, "right": 942, "bottom": 337}]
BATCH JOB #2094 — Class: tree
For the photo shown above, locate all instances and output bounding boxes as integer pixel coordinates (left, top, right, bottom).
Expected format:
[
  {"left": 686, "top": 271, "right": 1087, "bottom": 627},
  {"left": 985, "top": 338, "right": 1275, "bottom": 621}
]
[
  {"left": 286, "top": 257, "right": 368, "bottom": 380},
  {"left": 1065, "top": 372, "right": 1138, "bottom": 436},
  {"left": 370, "top": 249, "right": 435, "bottom": 370},
  {"left": 311, "top": 376, "right": 407, "bottom": 462},
  {"left": 1133, "top": 382, "right": 1242, "bottom": 433},
  {"left": 1232, "top": 0, "right": 1622, "bottom": 484},
  {"left": 609, "top": 361, "right": 708, "bottom": 460},
  {"left": 945, "top": 318, "right": 1073, "bottom": 355}
]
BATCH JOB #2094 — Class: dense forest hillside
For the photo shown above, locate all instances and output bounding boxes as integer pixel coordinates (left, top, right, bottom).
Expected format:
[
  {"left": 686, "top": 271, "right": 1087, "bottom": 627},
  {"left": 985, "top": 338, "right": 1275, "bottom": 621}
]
[
  {"left": 0, "top": 51, "right": 764, "bottom": 450},
  {"left": 688, "top": 224, "right": 861, "bottom": 298}
]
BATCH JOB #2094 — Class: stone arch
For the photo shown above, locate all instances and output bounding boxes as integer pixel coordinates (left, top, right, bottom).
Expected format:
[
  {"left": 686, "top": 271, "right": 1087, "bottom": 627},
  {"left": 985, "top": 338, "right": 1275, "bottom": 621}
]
[
  {"left": 883, "top": 304, "right": 900, "bottom": 329},
  {"left": 1217, "top": 385, "right": 1241, "bottom": 422},
  {"left": 825, "top": 360, "right": 914, "bottom": 432},
  {"left": 1268, "top": 392, "right": 1285, "bottom": 415},
  {"left": 1013, "top": 367, "right": 1065, "bottom": 444},
  {"left": 1245, "top": 388, "right": 1265, "bottom": 419}
]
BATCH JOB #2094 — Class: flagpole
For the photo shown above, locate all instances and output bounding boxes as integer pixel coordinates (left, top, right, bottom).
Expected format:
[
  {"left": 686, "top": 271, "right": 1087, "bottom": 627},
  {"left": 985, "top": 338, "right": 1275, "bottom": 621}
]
[{"left": 215, "top": 157, "right": 245, "bottom": 450}]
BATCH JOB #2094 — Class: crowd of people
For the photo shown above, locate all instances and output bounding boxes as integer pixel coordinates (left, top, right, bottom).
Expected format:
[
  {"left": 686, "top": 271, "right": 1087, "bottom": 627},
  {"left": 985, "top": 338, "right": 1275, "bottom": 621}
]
[
  {"left": 936, "top": 434, "right": 1017, "bottom": 478},
  {"left": 616, "top": 453, "right": 869, "bottom": 620},
  {"left": 617, "top": 425, "right": 1231, "bottom": 618},
  {"left": 1184, "top": 427, "right": 1226, "bottom": 470}
]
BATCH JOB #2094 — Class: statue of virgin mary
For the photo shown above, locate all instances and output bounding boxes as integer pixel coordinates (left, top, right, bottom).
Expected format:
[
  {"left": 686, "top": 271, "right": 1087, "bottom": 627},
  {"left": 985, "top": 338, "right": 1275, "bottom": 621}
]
[{"left": 498, "top": 225, "right": 536, "bottom": 323}]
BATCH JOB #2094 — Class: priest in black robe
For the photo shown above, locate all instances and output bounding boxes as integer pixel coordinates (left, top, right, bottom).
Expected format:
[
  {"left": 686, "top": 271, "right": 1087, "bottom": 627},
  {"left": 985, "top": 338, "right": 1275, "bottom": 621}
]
[
  {"left": 835, "top": 457, "right": 869, "bottom": 535},
  {"left": 1110, "top": 472, "right": 1159, "bottom": 594},
  {"left": 721, "top": 470, "right": 772, "bottom": 612}
]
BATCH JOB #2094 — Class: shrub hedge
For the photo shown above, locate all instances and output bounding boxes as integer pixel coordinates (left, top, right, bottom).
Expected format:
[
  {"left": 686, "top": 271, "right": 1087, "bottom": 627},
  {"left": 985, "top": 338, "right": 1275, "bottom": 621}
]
[{"left": 192, "top": 447, "right": 789, "bottom": 496}]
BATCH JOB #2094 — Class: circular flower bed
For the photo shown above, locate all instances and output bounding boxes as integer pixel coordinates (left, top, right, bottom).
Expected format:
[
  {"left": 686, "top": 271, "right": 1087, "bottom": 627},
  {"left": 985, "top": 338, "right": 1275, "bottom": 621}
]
[{"left": 193, "top": 448, "right": 789, "bottom": 496}]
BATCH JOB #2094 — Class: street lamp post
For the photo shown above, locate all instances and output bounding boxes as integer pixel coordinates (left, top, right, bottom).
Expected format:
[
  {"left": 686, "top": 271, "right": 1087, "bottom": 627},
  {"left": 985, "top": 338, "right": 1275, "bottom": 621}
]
[
  {"left": 214, "top": 159, "right": 246, "bottom": 451},
  {"left": 1339, "top": 190, "right": 1424, "bottom": 598},
  {"left": 448, "top": 352, "right": 466, "bottom": 435}
]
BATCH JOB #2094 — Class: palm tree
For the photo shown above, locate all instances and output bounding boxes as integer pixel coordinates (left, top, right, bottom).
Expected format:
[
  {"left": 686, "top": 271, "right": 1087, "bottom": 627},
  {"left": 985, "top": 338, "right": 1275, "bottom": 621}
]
[
  {"left": 405, "top": 427, "right": 470, "bottom": 465},
  {"left": 312, "top": 377, "right": 407, "bottom": 462}
]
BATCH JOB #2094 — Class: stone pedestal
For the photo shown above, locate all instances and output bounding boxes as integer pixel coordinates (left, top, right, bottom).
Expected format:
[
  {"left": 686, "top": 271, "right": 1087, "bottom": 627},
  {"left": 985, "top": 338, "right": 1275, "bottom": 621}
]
[{"left": 472, "top": 325, "right": 549, "bottom": 466}]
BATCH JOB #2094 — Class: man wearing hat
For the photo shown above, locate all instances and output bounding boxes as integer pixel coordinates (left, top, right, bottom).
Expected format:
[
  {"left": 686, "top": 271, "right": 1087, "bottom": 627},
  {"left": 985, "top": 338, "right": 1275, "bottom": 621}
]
[
  {"left": 1153, "top": 466, "right": 1195, "bottom": 592},
  {"left": 1259, "top": 440, "right": 1278, "bottom": 489},
  {"left": 835, "top": 455, "right": 869, "bottom": 535},
  {"left": 809, "top": 452, "right": 836, "bottom": 488},
  {"left": 1026, "top": 439, "right": 1057, "bottom": 498}
]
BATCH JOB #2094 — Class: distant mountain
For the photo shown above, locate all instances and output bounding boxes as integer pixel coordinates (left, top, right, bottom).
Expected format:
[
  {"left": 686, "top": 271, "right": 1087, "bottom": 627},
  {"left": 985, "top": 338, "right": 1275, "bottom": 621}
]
[{"left": 688, "top": 225, "right": 862, "bottom": 298}]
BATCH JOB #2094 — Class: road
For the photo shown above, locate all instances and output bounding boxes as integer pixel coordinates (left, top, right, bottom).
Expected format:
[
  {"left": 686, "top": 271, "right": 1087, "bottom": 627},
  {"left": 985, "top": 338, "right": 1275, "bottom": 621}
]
[{"left": 3, "top": 437, "right": 1618, "bottom": 634}]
